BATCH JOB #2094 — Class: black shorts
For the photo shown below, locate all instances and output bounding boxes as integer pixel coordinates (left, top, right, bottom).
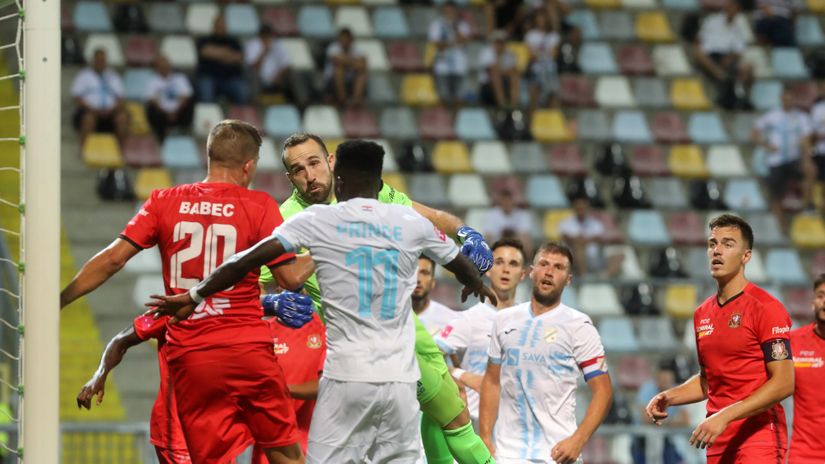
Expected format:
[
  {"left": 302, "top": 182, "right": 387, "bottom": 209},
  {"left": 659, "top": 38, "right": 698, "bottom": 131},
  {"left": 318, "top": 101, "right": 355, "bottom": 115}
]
[
  {"left": 814, "top": 156, "right": 825, "bottom": 182},
  {"left": 767, "top": 160, "right": 801, "bottom": 199},
  {"left": 72, "top": 108, "right": 116, "bottom": 132}
]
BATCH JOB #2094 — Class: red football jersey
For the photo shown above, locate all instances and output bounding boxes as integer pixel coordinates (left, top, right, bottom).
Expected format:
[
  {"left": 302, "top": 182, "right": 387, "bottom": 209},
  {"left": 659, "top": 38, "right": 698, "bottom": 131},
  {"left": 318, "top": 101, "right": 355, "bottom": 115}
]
[
  {"left": 121, "top": 183, "right": 293, "bottom": 359},
  {"left": 133, "top": 314, "right": 187, "bottom": 451},
  {"left": 267, "top": 314, "right": 326, "bottom": 452},
  {"left": 694, "top": 283, "right": 792, "bottom": 456},
  {"left": 789, "top": 324, "right": 825, "bottom": 463}
]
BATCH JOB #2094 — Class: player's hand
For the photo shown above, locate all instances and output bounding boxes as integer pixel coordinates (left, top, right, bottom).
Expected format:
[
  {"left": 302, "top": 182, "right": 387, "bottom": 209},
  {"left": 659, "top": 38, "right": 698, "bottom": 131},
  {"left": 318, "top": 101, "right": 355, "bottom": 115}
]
[
  {"left": 551, "top": 435, "right": 585, "bottom": 464},
  {"left": 481, "top": 435, "right": 496, "bottom": 457},
  {"left": 76, "top": 375, "right": 106, "bottom": 410},
  {"left": 690, "top": 413, "right": 728, "bottom": 449},
  {"left": 461, "top": 284, "right": 498, "bottom": 306},
  {"left": 457, "top": 226, "right": 494, "bottom": 275},
  {"left": 145, "top": 293, "right": 196, "bottom": 324},
  {"left": 262, "top": 291, "right": 314, "bottom": 328},
  {"left": 645, "top": 392, "right": 671, "bottom": 425}
]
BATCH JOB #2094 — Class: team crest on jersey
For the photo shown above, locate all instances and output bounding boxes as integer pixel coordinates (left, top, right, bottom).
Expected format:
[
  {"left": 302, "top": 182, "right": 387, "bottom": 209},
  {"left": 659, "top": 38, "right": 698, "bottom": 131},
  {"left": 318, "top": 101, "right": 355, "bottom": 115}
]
[
  {"left": 728, "top": 313, "right": 742, "bottom": 328},
  {"left": 307, "top": 334, "right": 322, "bottom": 349},
  {"left": 543, "top": 327, "right": 557, "bottom": 343},
  {"left": 434, "top": 226, "right": 447, "bottom": 242},
  {"left": 771, "top": 340, "right": 789, "bottom": 360}
]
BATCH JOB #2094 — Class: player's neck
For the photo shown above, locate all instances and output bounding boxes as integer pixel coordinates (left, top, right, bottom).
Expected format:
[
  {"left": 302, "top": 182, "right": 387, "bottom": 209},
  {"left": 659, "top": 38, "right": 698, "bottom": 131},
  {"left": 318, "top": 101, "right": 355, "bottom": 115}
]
[
  {"left": 493, "top": 288, "right": 516, "bottom": 309},
  {"left": 530, "top": 297, "right": 561, "bottom": 317},
  {"left": 204, "top": 168, "right": 247, "bottom": 187},
  {"left": 715, "top": 272, "right": 749, "bottom": 305},
  {"left": 412, "top": 297, "right": 430, "bottom": 315}
]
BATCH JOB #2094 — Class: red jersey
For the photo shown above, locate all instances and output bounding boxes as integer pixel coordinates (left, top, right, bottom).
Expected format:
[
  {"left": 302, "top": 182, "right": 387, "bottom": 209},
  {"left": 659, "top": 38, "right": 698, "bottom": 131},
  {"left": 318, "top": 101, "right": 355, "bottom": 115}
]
[
  {"left": 268, "top": 314, "right": 326, "bottom": 451},
  {"left": 694, "top": 283, "right": 792, "bottom": 456},
  {"left": 120, "top": 183, "right": 293, "bottom": 359},
  {"left": 133, "top": 314, "right": 187, "bottom": 451},
  {"left": 789, "top": 324, "right": 825, "bottom": 463}
]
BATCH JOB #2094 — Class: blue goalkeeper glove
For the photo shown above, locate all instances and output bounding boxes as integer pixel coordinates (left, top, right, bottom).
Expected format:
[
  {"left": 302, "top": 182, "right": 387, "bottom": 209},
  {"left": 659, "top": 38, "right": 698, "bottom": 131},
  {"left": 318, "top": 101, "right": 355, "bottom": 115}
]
[
  {"left": 262, "top": 291, "right": 314, "bottom": 328},
  {"left": 456, "top": 225, "right": 493, "bottom": 275}
]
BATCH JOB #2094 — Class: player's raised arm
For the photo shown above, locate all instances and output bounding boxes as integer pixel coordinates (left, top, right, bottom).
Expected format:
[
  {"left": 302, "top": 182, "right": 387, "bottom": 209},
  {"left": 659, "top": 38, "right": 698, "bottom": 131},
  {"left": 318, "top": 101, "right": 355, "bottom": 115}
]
[
  {"left": 77, "top": 324, "right": 143, "bottom": 409},
  {"left": 61, "top": 238, "right": 141, "bottom": 309},
  {"left": 412, "top": 201, "right": 493, "bottom": 274}
]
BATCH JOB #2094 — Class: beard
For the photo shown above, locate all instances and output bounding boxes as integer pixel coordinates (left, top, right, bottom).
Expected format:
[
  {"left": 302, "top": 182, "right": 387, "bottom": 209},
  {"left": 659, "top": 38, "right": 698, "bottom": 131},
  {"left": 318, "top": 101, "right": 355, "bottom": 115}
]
[
  {"left": 816, "top": 306, "right": 825, "bottom": 324},
  {"left": 301, "top": 181, "right": 332, "bottom": 204},
  {"left": 533, "top": 285, "right": 563, "bottom": 307}
]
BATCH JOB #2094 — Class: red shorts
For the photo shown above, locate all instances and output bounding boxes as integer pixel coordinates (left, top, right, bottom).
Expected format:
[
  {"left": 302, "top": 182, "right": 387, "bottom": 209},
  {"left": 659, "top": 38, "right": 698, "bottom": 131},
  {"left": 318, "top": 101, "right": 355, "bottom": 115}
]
[
  {"left": 707, "top": 446, "right": 786, "bottom": 464},
  {"left": 169, "top": 343, "right": 300, "bottom": 464},
  {"left": 154, "top": 447, "right": 191, "bottom": 464}
]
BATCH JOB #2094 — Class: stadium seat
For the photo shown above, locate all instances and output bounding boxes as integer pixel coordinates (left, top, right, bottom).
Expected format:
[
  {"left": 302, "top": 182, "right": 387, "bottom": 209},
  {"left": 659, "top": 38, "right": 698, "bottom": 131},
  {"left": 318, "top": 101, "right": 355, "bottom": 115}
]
[
  {"left": 652, "top": 112, "right": 689, "bottom": 144},
  {"left": 634, "top": 77, "right": 669, "bottom": 108},
  {"left": 401, "top": 74, "right": 439, "bottom": 106},
  {"left": 124, "top": 37, "right": 157, "bottom": 67},
  {"left": 409, "top": 174, "right": 448, "bottom": 207},
  {"left": 122, "top": 136, "right": 161, "bottom": 168},
  {"left": 796, "top": 15, "right": 825, "bottom": 46},
  {"left": 135, "top": 168, "right": 172, "bottom": 200},
  {"left": 809, "top": 0, "right": 825, "bottom": 13},
  {"left": 298, "top": 5, "right": 335, "bottom": 38},
  {"left": 630, "top": 145, "right": 669, "bottom": 176},
  {"left": 255, "top": 173, "right": 294, "bottom": 201},
  {"left": 766, "top": 249, "right": 806, "bottom": 284},
  {"left": 74, "top": 1, "right": 111, "bottom": 32},
  {"left": 732, "top": 113, "right": 759, "bottom": 143},
  {"left": 597, "top": 317, "right": 639, "bottom": 351},
  {"left": 126, "top": 102, "right": 150, "bottom": 136},
  {"left": 335, "top": 6, "right": 372, "bottom": 37},
  {"left": 812, "top": 251, "right": 825, "bottom": 276},
  {"left": 455, "top": 108, "right": 496, "bottom": 141},
  {"left": 581, "top": 285, "right": 625, "bottom": 316},
  {"left": 543, "top": 210, "right": 574, "bottom": 240},
  {"left": 548, "top": 145, "right": 588, "bottom": 176},
  {"left": 747, "top": 213, "right": 785, "bottom": 246},
  {"left": 743, "top": 46, "right": 772, "bottom": 78},
  {"left": 419, "top": 106, "right": 455, "bottom": 140},
  {"left": 132, "top": 274, "right": 166, "bottom": 314},
  {"left": 669, "top": 145, "right": 708, "bottom": 179},
  {"left": 771, "top": 48, "right": 809, "bottom": 79},
  {"left": 668, "top": 211, "right": 706, "bottom": 245},
  {"left": 382, "top": 173, "right": 407, "bottom": 193},
  {"left": 511, "top": 142, "right": 549, "bottom": 173},
  {"left": 567, "top": 10, "right": 600, "bottom": 40},
  {"left": 784, "top": 287, "right": 814, "bottom": 320},
  {"left": 488, "top": 175, "right": 526, "bottom": 202},
  {"left": 228, "top": 106, "right": 263, "bottom": 132},
  {"left": 671, "top": 78, "right": 711, "bottom": 110},
  {"left": 650, "top": 178, "right": 689, "bottom": 209},
  {"left": 531, "top": 110, "right": 574, "bottom": 142},
  {"left": 688, "top": 112, "right": 728, "bottom": 144},
  {"left": 664, "top": 0, "right": 699, "bottom": 8},
  {"left": 615, "top": 357, "right": 651, "bottom": 389},
  {"left": 618, "top": 45, "right": 655, "bottom": 75},
  {"left": 665, "top": 283, "right": 698, "bottom": 319},
  {"left": 370, "top": 140, "right": 398, "bottom": 172},
  {"left": 193, "top": 103, "right": 225, "bottom": 138},
  {"left": 471, "top": 142, "right": 512, "bottom": 174},
  {"left": 353, "top": 40, "right": 389, "bottom": 72},
  {"left": 578, "top": 43, "right": 618, "bottom": 74},
  {"left": 185, "top": 3, "right": 219, "bottom": 36},
  {"left": 261, "top": 7, "right": 298, "bottom": 37},
  {"left": 160, "top": 36, "right": 197, "bottom": 69},
  {"left": 280, "top": 38, "right": 313, "bottom": 70},
  {"left": 595, "top": 211, "right": 624, "bottom": 243},
  {"left": 652, "top": 45, "right": 691, "bottom": 75},
  {"left": 124, "top": 245, "right": 162, "bottom": 274},
  {"left": 628, "top": 210, "right": 670, "bottom": 245},
  {"left": 613, "top": 111, "right": 652, "bottom": 143},
  {"left": 706, "top": 145, "right": 747, "bottom": 177},
  {"left": 724, "top": 178, "right": 766, "bottom": 211},
  {"left": 600, "top": 11, "right": 634, "bottom": 41},
  {"left": 790, "top": 214, "right": 825, "bottom": 248},
  {"left": 595, "top": 76, "right": 635, "bottom": 107},
  {"left": 367, "top": 73, "right": 396, "bottom": 105},
  {"left": 559, "top": 75, "right": 596, "bottom": 107},
  {"left": 388, "top": 42, "right": 425, "bottom": 73},
  {"left": 751, "top": 80, "right": 782, "bottom": 111},
  {"left": 448, "top": 174, "right": 490, "bottom": 208},
  {"left": 638, "top": 317, "right": 679, "bottom": 351},
  {"left": 432, "top": 141, "right": 472, "bottom": 173},
  {"left": 622, "top": 0, "right": 657, "bottom": 7},
  {"left": 303, "top": 105, "right": 343, "bottom": 138},
  {"left": 83, "top": 34, "right": 124, "bottom": 68},
  {"left": 636, "top": 12, "right": 675, "bottom": 42},
  {"left": 264, "top": 105, "right": 302, "bottom": 138},
  {"left": 257, "top": 137, "right": 280, "bottom": 172},
  {"left": 686, "top": 246, "right": 712, "bottom": 281},
  {"left": 409, "top": 6, "right": 439, "bottom": 38},
  {"left": 82, "top": 134, "right": 123, "bottom": 168},
  {"left": 225, "top": 4, "right": 259, "bottom": 36},
  {"left": 161, "top": 136, "right": 201, "bottom": 169},
  {"left": 373, "top": 7, "right": 410, "bottom": 38},
  {"left": 123, "top": 68, "right": 153, "bottom": 101},
  {"left": 341, "top": 107, "right": 380, "bottom": 138},
  {"left": 526, "top": 175, "right": 568, "bottom": 208},
  {"left": 576, "top": 110, "right": 611, "bottom": 141},
  {"left": 148, "top": 3, "right": 184, "bottom": 33},
  {"left": 380, "top": 107, "right": 418, "bottom": 140}
]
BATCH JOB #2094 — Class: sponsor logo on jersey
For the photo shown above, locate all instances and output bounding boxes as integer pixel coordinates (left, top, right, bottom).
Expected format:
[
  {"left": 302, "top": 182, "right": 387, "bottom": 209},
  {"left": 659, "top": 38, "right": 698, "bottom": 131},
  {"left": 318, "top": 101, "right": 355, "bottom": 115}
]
[
  {"left": 794, "top": 356, "right": 824, "bottom": 368},
  {"left": 307, "top": 334, "right": 322, "bottom": 349},
  {"left": 544, "top": 327, "right": 557, "bottom": 343},
  {"left": 771, "top": 340, "right": 789, "bottom": 360},
  {"left": 728, "top": 312, "right": 742, "bottom": 328},
  {"left": 504, "top": 328, "right": 518, "bottom": 335},
  {"left": 771, "top": 326, "right": 790, "bottom": 335},
  {"left": 273, "top": 340, "right": 289, "bottom": 355},
  {"left": 696, "top": 323, "right": 714, "bottom": 338}
]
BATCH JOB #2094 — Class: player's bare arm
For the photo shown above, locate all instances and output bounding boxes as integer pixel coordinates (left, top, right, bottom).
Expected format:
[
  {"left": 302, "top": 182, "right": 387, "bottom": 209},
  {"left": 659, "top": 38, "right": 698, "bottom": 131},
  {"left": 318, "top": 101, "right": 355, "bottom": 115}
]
[
  {"left": 268, "top": 252, "right": 316, "bottom": 291},
  {"left": 690, "top": 359, "right": 794, "bottom": 449},
  {"left": 552, "top": 373, "right": 613, "bottom": 464},
  {"left": 478, "top": 361, "right": 502, "bottom": 455},
  {"left": 443, "top": 254, "right": 497, "bottom": 305},
  {"left": 646, "top": 371, "right": 708, "bottom": 425},
  {"left": 61, "top": 238, "right": 141, "bottom": 309},
  {"left": 412, "top": 201, "right": 494, "bottom": 273},
  {"left": 452, "top": 369, "right": 483, "bottom": 393},
  {"left": 287, "top": 379, "right": 319, "bottom": 400},
  {"left": 77, "top": 324, "right": 143, "bottom": 410},
  {"left": 412, "top": 201, "right": 464, "bottom": 238}
]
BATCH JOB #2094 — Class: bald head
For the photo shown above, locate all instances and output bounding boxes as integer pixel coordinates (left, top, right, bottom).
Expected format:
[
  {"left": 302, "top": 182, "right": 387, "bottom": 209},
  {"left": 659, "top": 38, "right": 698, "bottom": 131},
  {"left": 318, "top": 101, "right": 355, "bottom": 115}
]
[{"left": 206, "top": 120, "right": 262, "bottom": 168}]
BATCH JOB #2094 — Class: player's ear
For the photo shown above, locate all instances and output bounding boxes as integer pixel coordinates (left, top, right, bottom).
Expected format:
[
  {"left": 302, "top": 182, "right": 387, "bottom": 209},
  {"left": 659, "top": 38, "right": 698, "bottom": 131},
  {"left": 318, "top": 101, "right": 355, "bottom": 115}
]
[
  {"left": 327, "top": 151, "right": 336, "bottom": 169},
  {"left": 741, "top": 248, "right": 752, "bottom": 265}
]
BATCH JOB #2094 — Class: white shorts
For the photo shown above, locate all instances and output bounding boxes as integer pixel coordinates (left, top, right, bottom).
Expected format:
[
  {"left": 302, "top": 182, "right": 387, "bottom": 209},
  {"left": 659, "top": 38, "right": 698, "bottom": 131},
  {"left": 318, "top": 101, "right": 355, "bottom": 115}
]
[{"left": 307, "top": 378, "right": 420, "bottom": 464}]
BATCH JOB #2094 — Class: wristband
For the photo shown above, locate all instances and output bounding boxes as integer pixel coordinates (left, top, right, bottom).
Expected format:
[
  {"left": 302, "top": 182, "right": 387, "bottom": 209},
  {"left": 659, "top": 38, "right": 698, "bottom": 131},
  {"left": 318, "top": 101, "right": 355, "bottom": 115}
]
[
  {"left": 189, "top": 286, "right": 204, "bottom": 304},
  {"left": 451, "top": 368, "right": 466, "bottom": 382}
]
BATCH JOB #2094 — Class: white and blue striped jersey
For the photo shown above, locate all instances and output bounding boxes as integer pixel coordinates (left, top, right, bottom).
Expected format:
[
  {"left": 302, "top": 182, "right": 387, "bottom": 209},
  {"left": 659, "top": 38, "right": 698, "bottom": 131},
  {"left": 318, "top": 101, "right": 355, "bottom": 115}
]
[
  {"left": 488, "top": 302, "right": 607, "bottom": 463},
  {"left": 272, "top": 198, "right": 459, "bottom": 383}
]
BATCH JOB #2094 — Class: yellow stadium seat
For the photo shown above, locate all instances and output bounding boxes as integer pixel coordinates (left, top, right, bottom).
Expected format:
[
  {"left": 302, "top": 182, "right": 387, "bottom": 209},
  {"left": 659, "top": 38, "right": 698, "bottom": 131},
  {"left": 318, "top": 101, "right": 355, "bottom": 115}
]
[
  {"left": 507, "top": 42, "right": 529, "bottom": 72},
  {"left": 424, "top": 43, "right": 436, "bottom": 69},
  {"left": 432, "top": 141, "right": 472, "bottom": 173},
  {"left": 401, "top": 74, "right": 439, "bottom": 106},
  {"left": 636, "top": 12, "right": 674, "bottom": 42},
  {"left": 586, "top": 0, "right": 621, "bottom": 8},
  {"left": 135, "top": 168, "right": 172, "bottom": 200},
  {"left": 669, "top": 145, "right": 708, "bottom": 179},
  {"left": 790, "top": 214, "right": 825, "bottom": 248},
  {"left": 665, "top": 284, "right": 697, "bottom": 318},
  {"left": 543, "top": 209, "right": 574, "bottom": 240},
  {"left": 82, "top": 133, "right": 123, "bottom": 168},
  {"left": 126, "top": 102, "right": 149, "bottom": 136},
  {"left": 531, "top": 109, "right": 574, "bottom": 143},
  {"left": 814, "top": 183, "right": 824, "bottom": 211},
  {"left": 807, "top": 0, "right": 825, "bottom": 12},
  {"left": 325, "top": 138, "right": 345, "bottom": 156},
  {"left": 670, "top": 78, "right": 711, "bottom": 110},
  {"left": 382, "top": 172, "right": 408, "bottom": 194}
]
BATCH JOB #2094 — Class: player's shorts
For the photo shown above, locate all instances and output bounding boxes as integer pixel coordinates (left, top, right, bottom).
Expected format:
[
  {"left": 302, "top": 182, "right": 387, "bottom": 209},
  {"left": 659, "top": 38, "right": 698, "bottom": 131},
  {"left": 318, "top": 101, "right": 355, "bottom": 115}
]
[
  {"left": 169, "top": 343, "right": 300, "bottom": 464},
  {"left": 307, "top": 378, "right": 420, "bottom": 464},
  {"left": 154, "top": 447, "right": 192, "bottom": 464},
  {"left": 706, "top": 446, "right": 786, "bottom": 464}
]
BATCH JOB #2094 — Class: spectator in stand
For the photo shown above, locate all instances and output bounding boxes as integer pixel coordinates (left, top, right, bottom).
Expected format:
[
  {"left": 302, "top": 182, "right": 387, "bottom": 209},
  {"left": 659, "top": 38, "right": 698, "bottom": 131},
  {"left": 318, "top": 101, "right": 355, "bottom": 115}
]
[
  {"left": 71, "top": 48, "right": 129, "bottom": 147},
  {"left": 524, "top": 11, "right": 561, "bottom": 112},
  {"left": 195, "top": 14, "right": 247, "bottom": 104},
  {"left": 633, "top": 363, "right": 691, "bottom": 464},
  {"left": 558, "top": 196, "right": 608, "bottom": 277},
  {"left": 245, "top": 25, "right": 293, "bottom": 100},
  {"left": 478, "top": 30, "right": 520, "bottom": 109},
  {"left": 752, "top": 87, "right": 814, "bottom": 222},
  {"left": 484, "top": 0, "right": 527, "bottom": 39},
  {"left": 693, "top": 0, "right": 754, "bottom": 110},
  {"left": 754, "top": 0, "right": 797, "bottom": 46},
  {"left": 482, "top": 189, "right": 534, "bottom": 255},
  {"left": 144, "top": 55, "right": 193, "bottom": 142},
  {"left": 323, "top": 28, "right": 367, "bottom": 107},
  {"left": 810, "top": 82, "right": 825, "bottom": 213},
  {"left": 429, "top": 1, "right": 472, "bottom": 109}
]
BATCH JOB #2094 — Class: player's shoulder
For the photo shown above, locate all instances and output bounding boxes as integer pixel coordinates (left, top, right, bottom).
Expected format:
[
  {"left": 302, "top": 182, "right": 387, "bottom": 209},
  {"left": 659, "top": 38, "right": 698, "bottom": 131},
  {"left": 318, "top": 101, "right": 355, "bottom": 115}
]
[
  {"left": 495, "top": 302, "right": 531, "bottom": 324},
  {"left": 558, "top": 304, "right": 595, "bottom": 327},
  {"left": 695, "top": 293, "right": 718, "bottom": 314},
  {"left": 743, "top": 283, "right": 785, "bottom": 309}
]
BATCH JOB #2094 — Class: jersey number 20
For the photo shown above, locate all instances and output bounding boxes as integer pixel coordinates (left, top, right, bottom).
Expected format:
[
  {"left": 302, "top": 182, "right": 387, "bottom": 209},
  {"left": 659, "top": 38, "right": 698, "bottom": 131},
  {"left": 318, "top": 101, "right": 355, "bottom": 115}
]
[
  {"left": 170, "top": 221, "right": 237, "bottom": 290},
  {"left": 345, "top": 246, "right": 400, "bottom": 320}
]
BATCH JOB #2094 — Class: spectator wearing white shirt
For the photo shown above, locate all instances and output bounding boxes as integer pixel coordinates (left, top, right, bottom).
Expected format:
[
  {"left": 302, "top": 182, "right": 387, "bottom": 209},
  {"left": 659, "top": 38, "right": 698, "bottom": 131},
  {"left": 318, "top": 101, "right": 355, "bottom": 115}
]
[
  {"left": 324, "top": 28, "right": 367, "bottom": 107},
  {"left": 413, "top": 255, "right": 461, "bottom": 338},
  {"left": 752, "top": 87, "right": 815, "bottom": 222},
  {"left": 524, "top": 11, "right": 561, "bottom": 112},
  {"left": 429, "top": 1, "right": 472, "bottom": 109},
  {"left": 144, "top": 55, "right": 193, "bottom": 142},
  {"left": 559, "top": 196, "right": 609, "bottom": 277},
  {"left": 483, "top": 189, "right": 535, "bottom": 255},
  {"left": 245, "top": 25, "right": 293, "bottom": 100},
  {"left": 810, "top": 83, "right": 825, "bottom": 213},
  {"left": 479, "top": 30, "right": 520, "bottom": 108},
  {"left": 71, "top": 48, "right": 129, "bottom": 146}
]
